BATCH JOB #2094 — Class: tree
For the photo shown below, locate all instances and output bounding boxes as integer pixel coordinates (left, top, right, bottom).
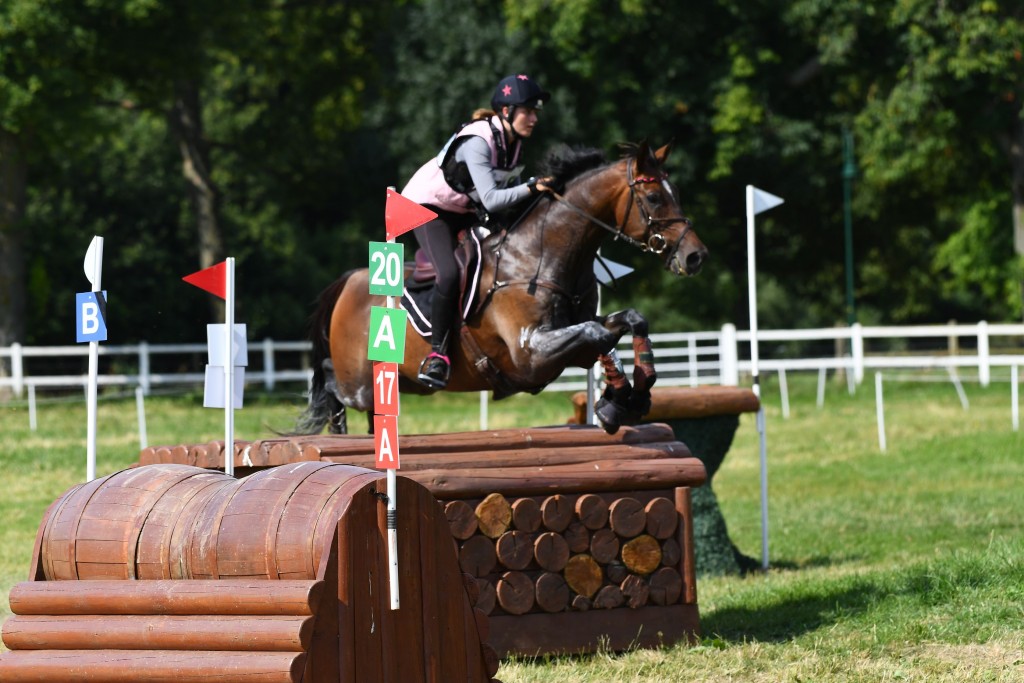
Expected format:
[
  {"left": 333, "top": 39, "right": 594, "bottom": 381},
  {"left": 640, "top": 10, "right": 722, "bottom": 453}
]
[
  {"left": 854, "top": 1, "right": 1024, "bottom": 319},
  {"left": 0, "top": 1, "right": 112, "bottom": 383},
  {"left": 12, "top": 1, "right": 398, "bottom": 344}
]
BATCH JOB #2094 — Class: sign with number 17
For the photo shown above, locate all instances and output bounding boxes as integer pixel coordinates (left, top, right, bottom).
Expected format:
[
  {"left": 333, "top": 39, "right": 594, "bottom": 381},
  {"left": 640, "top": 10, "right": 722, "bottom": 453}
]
[{"left": 373, "top": 362, "right": 400, "bottom": 416}]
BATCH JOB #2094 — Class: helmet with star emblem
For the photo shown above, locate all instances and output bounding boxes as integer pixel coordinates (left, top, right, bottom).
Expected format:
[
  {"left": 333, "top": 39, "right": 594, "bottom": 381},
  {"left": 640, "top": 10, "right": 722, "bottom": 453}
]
[{"left": 491, "top": 74, "right": 550, "bottom": 111}]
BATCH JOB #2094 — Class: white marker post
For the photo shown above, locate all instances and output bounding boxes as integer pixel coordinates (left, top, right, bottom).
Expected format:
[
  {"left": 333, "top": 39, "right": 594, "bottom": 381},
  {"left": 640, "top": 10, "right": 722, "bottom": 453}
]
[
  {"left": 374, "top": 188, "right": 437, "bottom": 610},
  {"left": 224, "top": 258, "right": 235, "bottom": 475},
  {"left": 746, "top": 185, "right": 784, "bottom": 571},
  {"left": 369, "top": 237, "right": 404, "bottom": 611},
  {"left": 81, "top": 236, "right": 105, "bottom": 482},
  {"left": 183, "top": 259, "right": 244, "bottom": 476}
]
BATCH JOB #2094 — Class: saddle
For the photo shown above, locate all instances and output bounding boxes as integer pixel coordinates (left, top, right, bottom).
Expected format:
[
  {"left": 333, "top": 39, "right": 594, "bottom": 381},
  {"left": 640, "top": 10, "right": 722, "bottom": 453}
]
[{"left": 401, "top": 228, "right": 486, "bottom": 338}]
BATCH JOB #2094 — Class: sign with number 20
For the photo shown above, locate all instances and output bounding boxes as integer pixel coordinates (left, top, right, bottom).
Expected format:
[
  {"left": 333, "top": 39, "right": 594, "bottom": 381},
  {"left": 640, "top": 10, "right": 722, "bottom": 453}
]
[{"left": 368, "top": 242, "right": 404, "bottom": 297}]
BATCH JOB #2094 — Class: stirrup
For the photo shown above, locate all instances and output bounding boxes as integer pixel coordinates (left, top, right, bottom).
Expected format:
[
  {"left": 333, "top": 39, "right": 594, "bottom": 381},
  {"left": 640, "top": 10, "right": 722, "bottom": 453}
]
[{"left": 417, "top": 352, "right": 451, "bottom": 389}]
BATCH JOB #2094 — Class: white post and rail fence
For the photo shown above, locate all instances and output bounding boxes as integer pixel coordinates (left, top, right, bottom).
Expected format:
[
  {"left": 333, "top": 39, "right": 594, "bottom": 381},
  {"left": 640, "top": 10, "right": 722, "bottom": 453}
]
[{"left": 2, "top": 322, "right": 1022, "bottom": 409}]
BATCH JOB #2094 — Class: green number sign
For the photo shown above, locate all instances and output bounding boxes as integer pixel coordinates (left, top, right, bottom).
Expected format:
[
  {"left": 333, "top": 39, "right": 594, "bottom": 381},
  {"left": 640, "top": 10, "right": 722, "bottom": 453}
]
[{"left": 368, "top": 242, "right": 405, "bottom": 297}]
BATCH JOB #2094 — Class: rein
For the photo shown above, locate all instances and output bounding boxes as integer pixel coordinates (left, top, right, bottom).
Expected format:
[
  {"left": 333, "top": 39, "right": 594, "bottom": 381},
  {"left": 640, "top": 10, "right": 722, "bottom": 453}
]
[{"left": 549, "top": 160, "right": 693, "bottom": 256}]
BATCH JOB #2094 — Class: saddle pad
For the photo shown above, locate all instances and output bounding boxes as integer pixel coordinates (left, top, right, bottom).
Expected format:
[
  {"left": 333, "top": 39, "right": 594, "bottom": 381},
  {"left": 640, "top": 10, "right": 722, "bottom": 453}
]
[{"left": 401, "top": 229, "right": 485, "bottom": 338}]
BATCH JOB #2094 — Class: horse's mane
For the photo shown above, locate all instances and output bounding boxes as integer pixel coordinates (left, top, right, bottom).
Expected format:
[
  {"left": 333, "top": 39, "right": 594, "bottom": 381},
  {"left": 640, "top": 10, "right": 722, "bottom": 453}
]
[{"left": 539, "top": 145, "right": 607, "bottom": 193}]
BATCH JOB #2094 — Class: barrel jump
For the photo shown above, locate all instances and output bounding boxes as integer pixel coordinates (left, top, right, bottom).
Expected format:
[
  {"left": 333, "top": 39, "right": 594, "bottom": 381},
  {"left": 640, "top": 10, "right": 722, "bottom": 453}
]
[{"left": 0, "top": 463, "right": 501, "bottom": 683}]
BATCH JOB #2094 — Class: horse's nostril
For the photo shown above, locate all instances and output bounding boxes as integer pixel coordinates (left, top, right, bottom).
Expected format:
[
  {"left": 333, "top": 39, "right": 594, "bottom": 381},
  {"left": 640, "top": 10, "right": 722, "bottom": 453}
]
[{"left": 686, "top": 250, "right": 706, "bottom": 270}]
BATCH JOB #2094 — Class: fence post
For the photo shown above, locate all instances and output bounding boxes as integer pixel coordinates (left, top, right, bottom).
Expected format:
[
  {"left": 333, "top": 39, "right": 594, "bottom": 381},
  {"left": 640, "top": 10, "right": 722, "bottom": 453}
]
[
  {"left": 27, "top": 385, "right": 37, "bottom": 432},
  {"left": 138, "top": 341, "right": 151, "bottom": 395},
  {"left": 875, "top": 372, "right": 886, "bottom": 452},
  {"left": 779, "top": 368, "right": 790, "bottom": 419},
  {"left": 851, "top": 322, "right": 864, "bottom": 385},
  {"left": 816, "top": 367, "right": 826, "bottom": 408},
  {"left": 720, "top": 323, "right": 738, "bottom": 386},
  {"left": 687, "top": 333, "right": 698, "bottom": 387},
  {"left": 977, "top": 320, "right": 990, "bottom": 387},
  {"left": 1013, "top": 364, "right": 1019, "bottom": 432},
  {"left": 12, "top": 342, "right": 24, "bottom": 398},
  {"left": 263, "top": 338, "right": 275, "bottom": 391}
]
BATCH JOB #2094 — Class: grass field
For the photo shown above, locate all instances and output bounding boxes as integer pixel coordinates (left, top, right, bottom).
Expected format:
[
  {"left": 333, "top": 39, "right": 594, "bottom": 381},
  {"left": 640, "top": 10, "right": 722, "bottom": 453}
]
[{"left": 1, "top": 373, "right": 1022, "bottom": 681}]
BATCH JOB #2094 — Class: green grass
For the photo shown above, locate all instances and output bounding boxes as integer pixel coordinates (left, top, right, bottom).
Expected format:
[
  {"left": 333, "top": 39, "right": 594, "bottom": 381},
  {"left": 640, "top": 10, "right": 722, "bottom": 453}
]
[{"left": 2, "top": 375, "right": 1023, "bottom": 681}]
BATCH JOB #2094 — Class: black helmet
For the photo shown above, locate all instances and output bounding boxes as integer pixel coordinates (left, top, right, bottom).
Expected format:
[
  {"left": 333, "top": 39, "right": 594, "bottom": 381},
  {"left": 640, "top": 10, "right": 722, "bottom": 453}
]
[{"left": 491, "top": 74, "right": 550, "bottom": 111}]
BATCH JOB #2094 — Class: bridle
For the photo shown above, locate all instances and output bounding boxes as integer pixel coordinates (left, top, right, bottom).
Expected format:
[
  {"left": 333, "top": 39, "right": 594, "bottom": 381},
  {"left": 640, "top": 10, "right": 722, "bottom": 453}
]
[
  {"left": 549, "top": 158, "right": 693, "bottom": 257},
  {"left": 485, "top": 155, "right": 697, "bottom": 304}
]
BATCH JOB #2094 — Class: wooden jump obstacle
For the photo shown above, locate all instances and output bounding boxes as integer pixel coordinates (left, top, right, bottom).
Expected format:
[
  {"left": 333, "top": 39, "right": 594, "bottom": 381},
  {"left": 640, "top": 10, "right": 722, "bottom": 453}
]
[
  {"left": 573, "top": 386, "right": 761, "bottom": 575},
  {"left": 130, "top": 423, "right": 708, "bottom": 656},
  {"left": 0, "top": 463, "right": 500, "bottom": 682}
]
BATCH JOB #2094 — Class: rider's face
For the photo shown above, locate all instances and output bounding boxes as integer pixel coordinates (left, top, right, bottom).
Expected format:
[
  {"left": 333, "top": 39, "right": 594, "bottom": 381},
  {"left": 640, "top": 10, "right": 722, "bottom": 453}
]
[{"left": 507, "top": 106, "right": 540, "bottom": 138}]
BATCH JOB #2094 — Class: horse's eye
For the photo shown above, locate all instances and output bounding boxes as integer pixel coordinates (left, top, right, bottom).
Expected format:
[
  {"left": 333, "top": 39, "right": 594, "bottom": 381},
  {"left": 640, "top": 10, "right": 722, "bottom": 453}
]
[{"left": 646, "top": 191, "right": 663, "bottom": 206}]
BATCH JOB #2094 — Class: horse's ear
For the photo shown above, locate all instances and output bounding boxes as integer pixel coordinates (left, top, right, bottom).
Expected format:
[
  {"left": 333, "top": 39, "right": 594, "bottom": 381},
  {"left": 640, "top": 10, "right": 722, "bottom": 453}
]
[
  {"left": 635, "top": 139, "right": 658, "bottom": 175},
  {"left": 654, "top": 142, "right": 673, "bottom": 165}
]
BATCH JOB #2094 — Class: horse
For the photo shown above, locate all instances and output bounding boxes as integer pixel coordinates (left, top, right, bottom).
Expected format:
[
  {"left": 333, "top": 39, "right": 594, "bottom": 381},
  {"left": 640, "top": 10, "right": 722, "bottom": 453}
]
[{"left": 295, "top": 141, "right": 708, "bottom": 435}]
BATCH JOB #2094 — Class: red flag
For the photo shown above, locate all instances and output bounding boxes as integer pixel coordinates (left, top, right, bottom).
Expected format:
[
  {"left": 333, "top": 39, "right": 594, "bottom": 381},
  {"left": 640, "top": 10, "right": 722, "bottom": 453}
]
[
  {"left": 183, "top": 261, "right": 227, "bottom": 299},
  {"left": 385, "top": 188, "right": 437, "bottom": 240}
]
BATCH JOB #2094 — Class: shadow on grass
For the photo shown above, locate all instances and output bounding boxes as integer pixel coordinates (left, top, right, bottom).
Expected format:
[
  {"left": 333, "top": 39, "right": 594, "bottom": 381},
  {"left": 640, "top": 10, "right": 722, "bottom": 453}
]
[
  {"left": 702, "top": 546, "right": 1022, "bottom": 643},
  {"left": 701, "top": 579, "right": 881, "bottom": 643}
]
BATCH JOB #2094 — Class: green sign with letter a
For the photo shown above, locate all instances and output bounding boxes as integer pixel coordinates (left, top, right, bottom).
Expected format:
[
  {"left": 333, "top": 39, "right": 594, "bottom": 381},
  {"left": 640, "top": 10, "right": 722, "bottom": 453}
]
[{"left": 367, "top": 306, "right": 407, "bottom": 363}]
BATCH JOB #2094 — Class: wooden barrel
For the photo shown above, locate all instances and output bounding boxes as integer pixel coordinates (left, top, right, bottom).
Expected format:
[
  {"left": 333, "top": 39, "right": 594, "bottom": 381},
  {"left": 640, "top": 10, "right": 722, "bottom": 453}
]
[{"left": 39, "top": 463, "right": 383, "bottom": 582}]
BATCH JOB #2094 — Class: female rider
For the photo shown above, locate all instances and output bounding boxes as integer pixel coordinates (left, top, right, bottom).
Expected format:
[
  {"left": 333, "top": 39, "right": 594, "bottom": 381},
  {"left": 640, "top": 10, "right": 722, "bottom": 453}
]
[{"left": 401, "top": 74, "right": 553, "bottom": 389}]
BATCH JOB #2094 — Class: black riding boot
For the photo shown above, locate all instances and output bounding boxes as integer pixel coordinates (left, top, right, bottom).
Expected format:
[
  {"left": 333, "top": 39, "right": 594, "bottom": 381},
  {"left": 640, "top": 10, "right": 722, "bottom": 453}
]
[{"left": 418, "top": 291, "right": 456, "bottom": 389}]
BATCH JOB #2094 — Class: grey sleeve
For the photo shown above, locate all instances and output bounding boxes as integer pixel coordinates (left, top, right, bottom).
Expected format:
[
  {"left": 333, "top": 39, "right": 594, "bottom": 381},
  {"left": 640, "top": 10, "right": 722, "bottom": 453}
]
[{"left": 455, "top": 136, "right": 531, "bottom": 213}]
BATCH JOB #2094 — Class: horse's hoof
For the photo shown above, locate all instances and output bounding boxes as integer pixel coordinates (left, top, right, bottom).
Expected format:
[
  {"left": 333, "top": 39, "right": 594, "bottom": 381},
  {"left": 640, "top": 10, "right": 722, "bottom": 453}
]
[{"left": 594, "top": 397, "right": 623, "bottom": 435}]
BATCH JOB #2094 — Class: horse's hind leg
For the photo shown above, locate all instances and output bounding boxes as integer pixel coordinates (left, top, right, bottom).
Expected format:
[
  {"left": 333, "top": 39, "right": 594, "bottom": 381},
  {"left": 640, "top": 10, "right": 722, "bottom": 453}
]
[
  {"left": 328, "top": 403, "right": 348, "bottom": 434},
  {"left": 321, "top": 359, "right": 349, "bottom": 435}
]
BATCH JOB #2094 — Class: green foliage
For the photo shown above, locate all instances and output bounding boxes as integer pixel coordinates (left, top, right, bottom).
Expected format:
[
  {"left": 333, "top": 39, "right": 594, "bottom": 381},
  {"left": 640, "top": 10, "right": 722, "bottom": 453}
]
[{"left": 3, "top": 0, "right": 1024, "bottom": 349}]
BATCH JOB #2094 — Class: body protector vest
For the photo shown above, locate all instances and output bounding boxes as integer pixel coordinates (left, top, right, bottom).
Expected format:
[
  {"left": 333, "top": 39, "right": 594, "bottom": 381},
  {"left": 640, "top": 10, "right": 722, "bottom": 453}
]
[{"left": 401, "top": 116, "right": 523, "bottom": 215}]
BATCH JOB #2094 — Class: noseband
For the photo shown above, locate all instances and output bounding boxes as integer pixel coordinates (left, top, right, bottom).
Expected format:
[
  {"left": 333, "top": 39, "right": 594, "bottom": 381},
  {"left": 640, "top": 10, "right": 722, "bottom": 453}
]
[{"left": 550, "top": 160, "right": 693, "bottom": 258}]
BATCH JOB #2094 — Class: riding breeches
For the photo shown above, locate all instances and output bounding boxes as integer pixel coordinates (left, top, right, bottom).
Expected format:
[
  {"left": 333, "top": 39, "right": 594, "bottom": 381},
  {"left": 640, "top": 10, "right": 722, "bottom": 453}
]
[{"left": 413, "top": 206, "right": 476, "bottom": 352}]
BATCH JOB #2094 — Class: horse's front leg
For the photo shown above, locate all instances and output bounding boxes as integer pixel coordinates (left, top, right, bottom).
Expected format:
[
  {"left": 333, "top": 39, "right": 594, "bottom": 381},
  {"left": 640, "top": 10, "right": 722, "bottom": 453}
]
[
  {"left": 594, "top": 309, "right": 658, "bottom": 432},
  {"left": 514, "top": 321, "right": 620, "bottom": 373}
]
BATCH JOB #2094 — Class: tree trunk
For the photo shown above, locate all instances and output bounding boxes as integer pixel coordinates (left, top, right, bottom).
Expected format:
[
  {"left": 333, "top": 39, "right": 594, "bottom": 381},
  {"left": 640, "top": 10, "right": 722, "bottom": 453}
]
[
  {"left": 1010, "top": 115, "right": 1024, "bottom": 320},
  {"left": 168, "top": 80, "right": 223, "bottom": 320},
  {"left": 0, "top": 128, "right": 27, "bottom": 396}
]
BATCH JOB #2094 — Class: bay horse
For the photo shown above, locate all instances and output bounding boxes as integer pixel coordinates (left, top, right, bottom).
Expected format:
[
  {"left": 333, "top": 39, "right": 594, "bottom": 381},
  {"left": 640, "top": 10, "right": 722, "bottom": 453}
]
[{"left": 296, "top": 141, "right": 707, "bottom": 434}]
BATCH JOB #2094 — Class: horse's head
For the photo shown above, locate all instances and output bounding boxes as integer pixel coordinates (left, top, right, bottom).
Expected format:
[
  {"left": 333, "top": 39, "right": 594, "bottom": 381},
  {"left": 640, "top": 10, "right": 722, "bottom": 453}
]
[{"left": 618, "top": 141, "right": 708, "bottom": 277}]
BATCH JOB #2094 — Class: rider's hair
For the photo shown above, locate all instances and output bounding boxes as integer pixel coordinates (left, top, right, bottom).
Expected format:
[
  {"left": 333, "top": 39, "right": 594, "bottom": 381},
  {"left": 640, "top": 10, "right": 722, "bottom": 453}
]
[{"left": 472, "top": 108, "right": 496, "bottom": 121}]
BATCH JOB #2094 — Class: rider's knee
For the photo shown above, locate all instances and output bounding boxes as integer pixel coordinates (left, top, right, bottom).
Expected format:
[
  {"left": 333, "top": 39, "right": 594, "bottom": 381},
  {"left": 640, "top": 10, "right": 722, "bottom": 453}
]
[{"left": 434, "top": 271, "right": 460, "bottom": 299}]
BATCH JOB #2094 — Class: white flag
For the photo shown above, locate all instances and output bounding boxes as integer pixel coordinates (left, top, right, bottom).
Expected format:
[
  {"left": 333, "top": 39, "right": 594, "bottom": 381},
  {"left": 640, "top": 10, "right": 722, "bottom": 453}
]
[{"left": 751, "top": 187, "right": 784, "bottom": 215}]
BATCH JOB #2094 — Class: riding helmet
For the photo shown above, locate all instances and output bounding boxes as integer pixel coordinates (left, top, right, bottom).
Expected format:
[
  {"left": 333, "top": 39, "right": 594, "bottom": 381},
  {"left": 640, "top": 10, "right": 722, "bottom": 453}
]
[{"left": 491, "top": 74, "right": 551, "bottom": 111}]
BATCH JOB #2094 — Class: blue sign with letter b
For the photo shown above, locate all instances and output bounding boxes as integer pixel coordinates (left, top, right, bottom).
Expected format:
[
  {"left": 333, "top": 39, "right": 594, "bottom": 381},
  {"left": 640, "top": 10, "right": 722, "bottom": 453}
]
[{"left": 76, "top": 291, "right": 108, "bottom": 343}]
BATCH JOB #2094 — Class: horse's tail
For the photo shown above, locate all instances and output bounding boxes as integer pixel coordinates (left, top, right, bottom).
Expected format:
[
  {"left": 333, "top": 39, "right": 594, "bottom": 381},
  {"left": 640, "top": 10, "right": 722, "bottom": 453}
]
[{"left": 293, "top": 271, "right": 355, "bottom": 435}]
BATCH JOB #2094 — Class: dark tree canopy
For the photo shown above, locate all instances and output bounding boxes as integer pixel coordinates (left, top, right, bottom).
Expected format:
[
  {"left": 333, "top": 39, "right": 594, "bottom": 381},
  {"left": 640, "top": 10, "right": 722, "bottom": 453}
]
[{"left": 1, "top": 0, "right": 1021, "bottom": 351}]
